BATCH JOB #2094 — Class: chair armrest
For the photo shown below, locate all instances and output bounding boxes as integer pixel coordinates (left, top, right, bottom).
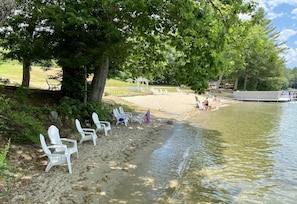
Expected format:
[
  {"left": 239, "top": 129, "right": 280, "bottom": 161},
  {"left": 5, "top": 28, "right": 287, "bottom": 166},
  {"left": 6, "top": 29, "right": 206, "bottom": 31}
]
[
  {"left": 100, "top": 121, "right": 110, "bottom": 126},
  {"left": 100, "top": 124, "right": 106, "bottom": 128},
  {"left": 119, "top": 115, "right": 129, "bottom": 119},
  {"left": 134, "top": 115, "right": 144, "bottom": 119},
  {"left": 82, "top": 128, "right": 96, "bottom": 132},
  {"left": 48, "top": 144, "right": 67, "bottom": 150},
  {"left": 60, "top": 138, "right": 78, "bottom": 145},
  {"left": 82, "top": 128, "right": 96, "bottom": 134}
]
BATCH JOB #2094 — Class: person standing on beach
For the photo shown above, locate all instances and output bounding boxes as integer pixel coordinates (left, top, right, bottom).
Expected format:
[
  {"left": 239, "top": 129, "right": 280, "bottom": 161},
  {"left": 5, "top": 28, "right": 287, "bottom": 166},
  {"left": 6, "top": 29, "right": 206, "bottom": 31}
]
[
  {"left": 203, "top": 98, "right": 211, "bottom": 111},
  {"left": 213, "top": 95, "right": 220, "bottom": 102}
]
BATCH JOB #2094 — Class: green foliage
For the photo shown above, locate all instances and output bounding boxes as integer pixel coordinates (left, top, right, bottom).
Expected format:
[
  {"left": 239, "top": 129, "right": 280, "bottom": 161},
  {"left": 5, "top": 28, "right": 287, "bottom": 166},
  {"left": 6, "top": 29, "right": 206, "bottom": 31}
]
[
  {"left": 235, "top": 23, "right": 285, "bottom": 90},
  {"left": 14, "top": 86, "right": 31, "bottom": 104},
  {"left": 33, "top": 59, "right": 57, "bottom": 68},
  {"left": 56, "top": 97, "right": 85, "bottom": 118},
  {"left": 221, "top": 8, "right": 286, "bottom": 91},
  {"left": 284, "top": 67, "right": 297, "bottom": 89},
  {"left": 0, "top": 0, "right": 53, "bottom": 87},
  {"left": 0, "top": 139, "right": 13, "bottom": 198},
  {"left": 0, "top": 90, "right": 45, "bottom": 144},
  {"left": 3, "top": 112, "right": 43, "bottom": 144},
  {"left": 87, "top": 101, "right": 113, "bottom": 122},
  {"left": 0, "top": 89, "right": 114, "bottom": 145},
  {"left": 57, "top": 97, "right": 113, "bottom": 122},
  {"left": 1, "top": 0, "right": 284, "bottom": 99},
  {"left": 61, "top": 66, "right": 86, "bottom": 100},
  {"left": 0, "top": 95, "right": 10, "bottom": 113}
]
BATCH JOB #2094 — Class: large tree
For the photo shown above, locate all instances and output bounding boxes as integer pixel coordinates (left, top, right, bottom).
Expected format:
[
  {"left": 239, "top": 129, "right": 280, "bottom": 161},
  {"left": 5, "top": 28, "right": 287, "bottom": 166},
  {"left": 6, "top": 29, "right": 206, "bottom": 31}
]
[
  {"left": 162, "top": 0, "right": 253, "bottom": 93},
  {"left": 45, "top": 0, "right": 176, "bottom": 101},
  {"left": 233, "top": 8, "right": 286, "bottom": 91},
  {"left": 1, "top": 0, "right": 256, "bottom": 100},
  {"left": 0, "top": 0, "right": 52, "bottom": 87}
]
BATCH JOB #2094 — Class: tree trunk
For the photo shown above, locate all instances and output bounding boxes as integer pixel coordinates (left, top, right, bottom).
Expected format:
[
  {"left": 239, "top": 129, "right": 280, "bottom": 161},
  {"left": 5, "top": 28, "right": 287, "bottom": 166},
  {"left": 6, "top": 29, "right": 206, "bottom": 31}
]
[
  {"left": 216, "top": 72, "right": 224, "bottom": 92},
  {"left": 0, "top": 0, "right": 15, "bottom": 26},
  {"left": 61, "top": 66, "right": 85, "bottom": 100},
  {"left": 22, "top": 58, "right": 31, "bottom": 87},
  {"left": 234, "top": 77, "right": 238, "bottom": 90},
  {"left": 243, "top": 74, "right": 248, "bottom": 90},
  {"left": 83, "top": 66, "right": 88, "bottom": 104},
  {"left": 88, "top": 55, "right": 109, "bottom": 102}
]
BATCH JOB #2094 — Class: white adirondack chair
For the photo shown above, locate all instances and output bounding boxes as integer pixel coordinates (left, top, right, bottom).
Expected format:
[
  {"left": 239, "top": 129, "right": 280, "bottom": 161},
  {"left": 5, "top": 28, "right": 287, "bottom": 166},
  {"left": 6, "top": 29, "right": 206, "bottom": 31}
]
[
  {"left": 119, "top": 106, "right": 133, "bottom": 119},
  {"left": 119, "top": 106, "right": 147, "bottom": 125},
  {"left": 121, "top": 107, "right": 146, "bottom": 125},
  {"left": 48, "top": 125, "right": 78, "bottom": 158},
  {"left": 92, "top": 112, "right": 111, "bottom": 136},
  {"left": 46, "top": 78, "right": 61, "bottom": 90},
  {"left": 40, "top": 134, "right": 72, "bottom": 173},
  {"left": 197, "top": 101, "right": 206, "bottom": 110},
  {"left": 195, "top": 96, "right": 206, "bottom": 111},
  {"left": 113, "top": 108, "right": 129, "bottom": 126},
  {"left": 75, "top": 119, "right": 98, "bottom": 146}
]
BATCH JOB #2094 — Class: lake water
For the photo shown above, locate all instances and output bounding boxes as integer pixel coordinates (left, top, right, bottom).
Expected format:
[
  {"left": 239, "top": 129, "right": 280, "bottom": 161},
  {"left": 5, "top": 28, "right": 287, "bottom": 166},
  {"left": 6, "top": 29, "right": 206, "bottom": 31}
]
[{"left": 111, "top": 102, "right": 297, "bottom": 203}]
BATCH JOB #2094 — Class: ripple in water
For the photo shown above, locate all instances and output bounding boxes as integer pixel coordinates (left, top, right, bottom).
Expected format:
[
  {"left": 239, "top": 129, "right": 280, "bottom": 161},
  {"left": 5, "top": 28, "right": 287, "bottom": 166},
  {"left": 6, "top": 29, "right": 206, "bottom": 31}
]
[
  {"left": 110, "top": 102, "right": 297, "bottom": 203},
  {"left": 173, "top": 102, "right": 297, "bottom": 203}
]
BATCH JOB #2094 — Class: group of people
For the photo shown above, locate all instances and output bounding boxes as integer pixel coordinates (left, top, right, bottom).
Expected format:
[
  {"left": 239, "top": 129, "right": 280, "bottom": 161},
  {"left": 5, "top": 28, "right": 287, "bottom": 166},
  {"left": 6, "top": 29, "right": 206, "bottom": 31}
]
[{"left": 195, "top": 95, "right": 220, "bottom": 111}]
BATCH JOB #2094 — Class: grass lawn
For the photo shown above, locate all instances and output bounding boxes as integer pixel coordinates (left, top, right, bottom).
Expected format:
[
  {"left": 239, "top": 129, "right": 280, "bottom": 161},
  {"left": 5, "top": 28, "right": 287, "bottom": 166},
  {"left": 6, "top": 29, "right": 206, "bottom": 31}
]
[
  {"left": 0, "top": 61, "right": 61, "bottom": 89},
  {"left": 0, "top": 62, "right": 182, "bottom": 95}
]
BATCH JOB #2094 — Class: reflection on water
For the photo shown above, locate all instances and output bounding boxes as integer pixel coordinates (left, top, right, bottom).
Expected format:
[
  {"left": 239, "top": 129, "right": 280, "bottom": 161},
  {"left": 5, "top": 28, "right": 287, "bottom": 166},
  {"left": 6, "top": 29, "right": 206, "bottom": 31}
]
[{"left": 111, "top": 102, "right": 297, "bottom": 203}]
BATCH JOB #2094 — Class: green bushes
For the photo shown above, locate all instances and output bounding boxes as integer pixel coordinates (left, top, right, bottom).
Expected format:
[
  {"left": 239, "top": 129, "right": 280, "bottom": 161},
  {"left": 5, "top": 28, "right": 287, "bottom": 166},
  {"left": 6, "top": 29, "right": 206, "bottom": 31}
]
[
  {"left": 0, "top": 109, "right": 45, "bottom": 144},
  {"left": 0, "top": 140, "right": 13, "bottom": 197},
  {"left": 5, "top": 112, "right": 44, "bottom": 144},
  {"left": 57, "top": 97, "right": 113, "bottom": 122},
  {"left": 0, "top": 90, "right": 45, "bottom": 144},
  {"left": 0, "top": 94, "right": 10, "bottom": 113},
  {"left": 0, "top": 87, "right": 114, "bottom": 145}
]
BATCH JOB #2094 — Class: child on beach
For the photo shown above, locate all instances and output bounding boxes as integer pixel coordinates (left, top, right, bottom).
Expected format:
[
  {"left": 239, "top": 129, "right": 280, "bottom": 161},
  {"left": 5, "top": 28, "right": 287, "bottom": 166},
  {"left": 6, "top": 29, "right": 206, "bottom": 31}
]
[
  {"left": 213, "top": 95, "right": 220, "bottom": 102},
  {"left": 203, "top": 97, "right": 211, "bottom": 111}
]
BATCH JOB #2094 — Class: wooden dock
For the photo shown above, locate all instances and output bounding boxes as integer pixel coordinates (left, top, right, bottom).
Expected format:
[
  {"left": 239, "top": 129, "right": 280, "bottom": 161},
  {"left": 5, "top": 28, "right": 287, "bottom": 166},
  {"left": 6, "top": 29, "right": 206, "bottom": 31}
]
[{"left": 233, "top": 91, "right": 291, "bottom": 102}]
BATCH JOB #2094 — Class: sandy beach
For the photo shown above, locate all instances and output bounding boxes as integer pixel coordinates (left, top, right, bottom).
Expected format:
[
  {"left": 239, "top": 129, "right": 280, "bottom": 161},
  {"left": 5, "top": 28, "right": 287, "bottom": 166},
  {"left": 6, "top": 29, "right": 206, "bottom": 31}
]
[{"left": 3, "top": 91, "right": 235, "bottom": 203}]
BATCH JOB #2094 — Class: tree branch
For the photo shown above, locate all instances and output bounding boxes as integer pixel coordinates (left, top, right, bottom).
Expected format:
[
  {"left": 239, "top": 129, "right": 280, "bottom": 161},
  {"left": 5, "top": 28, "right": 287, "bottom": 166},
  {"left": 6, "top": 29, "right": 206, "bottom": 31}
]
[{"left": 0, "top": 0, "right": 16, "bottom": 26}]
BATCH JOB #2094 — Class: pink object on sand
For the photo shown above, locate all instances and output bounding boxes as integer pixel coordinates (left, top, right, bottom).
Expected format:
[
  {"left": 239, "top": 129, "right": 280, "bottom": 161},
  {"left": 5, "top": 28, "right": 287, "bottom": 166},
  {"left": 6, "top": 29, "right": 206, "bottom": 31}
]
[{"left": 146, "top": 109, "right": 150, "bottom": 123}]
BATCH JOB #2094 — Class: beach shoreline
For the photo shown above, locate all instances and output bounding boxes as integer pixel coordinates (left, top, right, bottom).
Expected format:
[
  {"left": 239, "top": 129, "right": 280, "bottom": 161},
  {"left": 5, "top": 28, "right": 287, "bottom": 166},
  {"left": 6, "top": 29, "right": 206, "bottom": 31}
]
[{"left": 3, "top": 92, "right": 236, "bottom": 203}]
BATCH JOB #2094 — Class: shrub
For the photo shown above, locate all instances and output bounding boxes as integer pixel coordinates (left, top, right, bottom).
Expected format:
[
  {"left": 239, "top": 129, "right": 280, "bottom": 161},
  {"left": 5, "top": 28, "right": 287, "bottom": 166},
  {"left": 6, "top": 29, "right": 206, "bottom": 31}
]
[
  {"left": 3, "top": 112, "right": 44, "bottom": 144},
  {"left": 14, "top": 87, "right": 31, "bottom": 104},
  {"left": 86, "top": 101, "right": 113, "bottom": 121},
  {"left": 0, "top": 92, "right": 113, "bottom": 145},
  {"left": 56, "top": 97, "right": 113, "bottom": 122},
  {"left": 0, "top": 95, "right": 10, "bottom": 113},
  {"left": 56, "top": 97, "right": 82, "bottom": 117}
]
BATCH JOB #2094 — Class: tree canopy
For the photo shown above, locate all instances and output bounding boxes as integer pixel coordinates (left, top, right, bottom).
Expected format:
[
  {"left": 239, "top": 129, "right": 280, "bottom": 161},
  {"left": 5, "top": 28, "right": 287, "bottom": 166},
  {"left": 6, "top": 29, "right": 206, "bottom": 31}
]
[{"left": 0, "top": 0, "right": 287, "bottom": 101}]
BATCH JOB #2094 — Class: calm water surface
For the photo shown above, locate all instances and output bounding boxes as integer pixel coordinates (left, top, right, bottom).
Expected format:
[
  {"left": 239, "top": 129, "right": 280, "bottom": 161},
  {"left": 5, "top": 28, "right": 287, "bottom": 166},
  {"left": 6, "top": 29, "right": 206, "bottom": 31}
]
[{"left": 112, "top": 102, "right": 297, "bottom": 203}]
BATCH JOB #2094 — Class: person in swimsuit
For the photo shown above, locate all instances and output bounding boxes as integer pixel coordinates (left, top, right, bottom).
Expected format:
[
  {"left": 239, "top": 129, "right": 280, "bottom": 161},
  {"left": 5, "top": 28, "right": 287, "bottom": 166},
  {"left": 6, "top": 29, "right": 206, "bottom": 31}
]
[{"left": 203, "top": 97, "right": 211, "bottom": 111}]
